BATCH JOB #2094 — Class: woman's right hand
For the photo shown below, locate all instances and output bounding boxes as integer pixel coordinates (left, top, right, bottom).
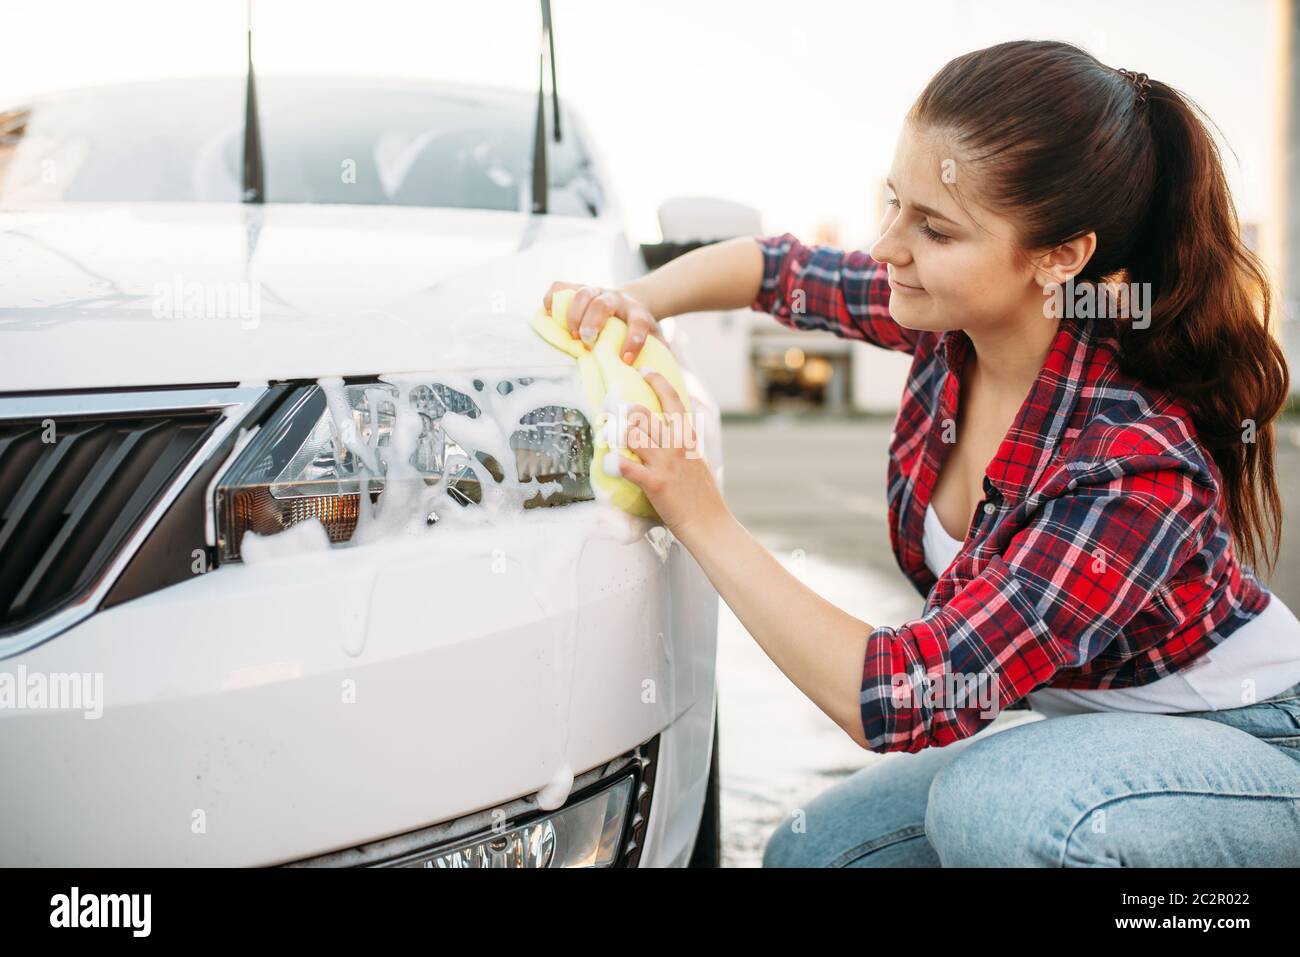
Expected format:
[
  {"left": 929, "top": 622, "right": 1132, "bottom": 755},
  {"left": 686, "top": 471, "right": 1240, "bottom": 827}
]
[{"left": 542, "top": 281, "right": 665, "bottom": 365}]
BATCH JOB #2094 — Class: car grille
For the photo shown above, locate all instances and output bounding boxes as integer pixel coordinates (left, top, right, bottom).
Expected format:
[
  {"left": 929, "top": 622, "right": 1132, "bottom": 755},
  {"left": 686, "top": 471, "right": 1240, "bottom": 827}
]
[{"left": 0, "top": 410, "right": 222, "bottom": 636}]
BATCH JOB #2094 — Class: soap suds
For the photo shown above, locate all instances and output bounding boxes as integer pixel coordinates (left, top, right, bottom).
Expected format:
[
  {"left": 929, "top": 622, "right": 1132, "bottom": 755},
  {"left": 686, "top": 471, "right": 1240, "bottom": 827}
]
[
  {"left": 537, "top": 765, "right": 574, "bottom": 811},
  {"left": 645, "top": 524, "right": 673, "bottom": 564},
  {"left": 303, "top": 367, "right": 658, "bottom": 813},
  {"left": 240, "top": 517, "right": 331, "bottom": 563}
]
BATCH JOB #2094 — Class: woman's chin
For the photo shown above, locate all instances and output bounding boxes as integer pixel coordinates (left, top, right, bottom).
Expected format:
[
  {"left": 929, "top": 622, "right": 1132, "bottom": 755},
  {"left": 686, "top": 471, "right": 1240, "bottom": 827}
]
[{"left": 888, "top": 298, "right": 947, "bottom": 332}]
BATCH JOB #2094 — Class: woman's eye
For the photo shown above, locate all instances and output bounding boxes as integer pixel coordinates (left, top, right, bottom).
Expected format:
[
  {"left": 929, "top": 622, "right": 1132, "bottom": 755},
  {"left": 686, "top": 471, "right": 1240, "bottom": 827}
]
[
  {"left": 885, "top": 197, "right": 949, "bottom": 243},
  {"left": 919, "top": 221, "right": 950, "bottom": 243}
]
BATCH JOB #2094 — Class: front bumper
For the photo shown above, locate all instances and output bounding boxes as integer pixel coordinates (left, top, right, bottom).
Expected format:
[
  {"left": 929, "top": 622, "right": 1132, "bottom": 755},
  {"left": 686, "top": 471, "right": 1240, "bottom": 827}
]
[
  {"left": 291, "top": 735, "right": 661, "bottom": 867},
  {"left": 0, "top": 500, "right": 718, "bottom": 866}
]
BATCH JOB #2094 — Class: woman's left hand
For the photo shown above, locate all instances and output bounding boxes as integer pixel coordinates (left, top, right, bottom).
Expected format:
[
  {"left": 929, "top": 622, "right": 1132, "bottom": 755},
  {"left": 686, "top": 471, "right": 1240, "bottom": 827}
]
[{"left": 606, "top": 370, "right": 729, "bottom": 542}]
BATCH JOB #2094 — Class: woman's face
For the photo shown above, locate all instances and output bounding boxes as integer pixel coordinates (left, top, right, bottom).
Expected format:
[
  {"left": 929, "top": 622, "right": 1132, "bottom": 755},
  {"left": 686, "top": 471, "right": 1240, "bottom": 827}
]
[{"left": 869, "top": 121, "right": 1046, "bottom": 336}]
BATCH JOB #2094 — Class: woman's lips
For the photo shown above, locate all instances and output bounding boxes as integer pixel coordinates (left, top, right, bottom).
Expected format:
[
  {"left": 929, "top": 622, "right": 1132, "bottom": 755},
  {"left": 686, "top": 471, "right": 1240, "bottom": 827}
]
[{"left": 889, "top": 275, "right": 926, "bottom": 294}]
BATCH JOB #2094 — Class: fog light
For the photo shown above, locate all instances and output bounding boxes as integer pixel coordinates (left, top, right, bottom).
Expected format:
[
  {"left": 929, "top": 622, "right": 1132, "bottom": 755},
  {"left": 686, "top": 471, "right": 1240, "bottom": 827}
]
[{"left": 393, "top": 775, "right": 633, "bottom": 868}]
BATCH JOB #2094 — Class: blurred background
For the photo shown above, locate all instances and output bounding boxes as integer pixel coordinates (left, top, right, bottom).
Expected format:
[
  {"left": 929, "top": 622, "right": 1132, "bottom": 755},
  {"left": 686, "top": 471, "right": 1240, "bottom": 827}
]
[{"left": 4, "top": 0, "right": 1296, "bottom": 865}]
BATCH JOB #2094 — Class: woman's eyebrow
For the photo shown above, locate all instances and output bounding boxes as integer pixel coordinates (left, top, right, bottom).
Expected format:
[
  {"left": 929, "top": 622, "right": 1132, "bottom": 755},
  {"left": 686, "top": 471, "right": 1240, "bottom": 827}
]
[{"left": 885, "top": 177, "right": 963, "bottom": 227}]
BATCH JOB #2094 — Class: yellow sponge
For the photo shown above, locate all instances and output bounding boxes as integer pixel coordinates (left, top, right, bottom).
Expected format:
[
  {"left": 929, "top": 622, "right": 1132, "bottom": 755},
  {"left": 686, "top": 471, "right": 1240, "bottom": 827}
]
[{"left": 530, "top": 288, "right": 692, "bottom": 519}]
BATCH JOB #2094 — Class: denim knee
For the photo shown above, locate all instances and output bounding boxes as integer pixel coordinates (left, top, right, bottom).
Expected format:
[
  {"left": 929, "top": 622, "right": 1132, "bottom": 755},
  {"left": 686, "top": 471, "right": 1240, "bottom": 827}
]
[
  {"left": 923, "top": 737, "right": 1057, "bottom": 866},
  {"left": 761, "top": 811, "right": 808, "bottom": 867}
]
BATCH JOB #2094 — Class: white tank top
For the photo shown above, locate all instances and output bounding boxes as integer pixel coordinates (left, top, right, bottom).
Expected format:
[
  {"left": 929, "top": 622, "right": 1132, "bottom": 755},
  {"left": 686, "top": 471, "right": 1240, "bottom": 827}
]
[{"left": 921, "top": 500, "right": 1300, "bottom": 716}]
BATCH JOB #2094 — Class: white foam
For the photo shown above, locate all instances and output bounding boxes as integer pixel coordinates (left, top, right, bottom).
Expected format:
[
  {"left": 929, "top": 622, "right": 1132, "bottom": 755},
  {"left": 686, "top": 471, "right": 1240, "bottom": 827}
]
[
  {"left": 536, "top": 765, "right": 574, "bottom": 811},
  {"left": 602, "top": 450, "right": 623, "bottom": 478},
  {"left": 304, "top": 368, "right": 659, "bottom": 813},
  {"left": 239, "top": 517, "right": 332, "bottom": 564}
]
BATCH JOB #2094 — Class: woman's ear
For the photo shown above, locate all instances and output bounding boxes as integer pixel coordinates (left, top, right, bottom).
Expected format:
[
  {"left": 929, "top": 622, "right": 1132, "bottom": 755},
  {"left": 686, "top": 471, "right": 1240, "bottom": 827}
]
[{"left": 1030, "top": 231, "right": 1098, "bottom": 288}]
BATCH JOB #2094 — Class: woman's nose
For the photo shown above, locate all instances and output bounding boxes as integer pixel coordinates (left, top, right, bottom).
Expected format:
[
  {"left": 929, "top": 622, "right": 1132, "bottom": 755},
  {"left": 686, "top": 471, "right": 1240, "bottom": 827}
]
[{"left": 869, "top": 228, "right": 909, "bottom": 267}]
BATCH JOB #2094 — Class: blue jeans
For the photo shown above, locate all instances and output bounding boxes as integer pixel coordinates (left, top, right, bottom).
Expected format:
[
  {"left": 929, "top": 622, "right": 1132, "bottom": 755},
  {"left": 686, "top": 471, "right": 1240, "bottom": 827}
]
[{"left": 762, "top": 679, "right": 1300, "bottom": 866}]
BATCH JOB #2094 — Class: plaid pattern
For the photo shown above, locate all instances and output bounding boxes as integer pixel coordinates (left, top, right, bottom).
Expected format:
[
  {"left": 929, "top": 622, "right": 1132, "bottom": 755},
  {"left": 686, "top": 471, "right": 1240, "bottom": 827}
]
[{"left": 750, "top": 232, "right": 1271, "bottom": 753}]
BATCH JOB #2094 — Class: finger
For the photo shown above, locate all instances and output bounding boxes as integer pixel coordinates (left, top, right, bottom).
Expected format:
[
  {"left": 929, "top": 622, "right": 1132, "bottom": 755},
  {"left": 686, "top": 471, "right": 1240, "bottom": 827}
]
[
  {"left": 622, "top": 402, "right": 657, "bottom": 433},
  {"left": 543, "top": 280, "right": 578, "bottom": 311},
  {"left": 621, "top": 315, "right": 656, "bottom": 364},
  {"left": 678, "top": 410, "right": 703, "bottom": 458},
  {"left": 623, "top": 404, "right": 671, "bottom": 465},
  {"left": 639, "top": 372, "right": 690, "bottom": 455},
  {"left": 641, "top": 370, "right": 686, "bottom": 417},
  {"left": 626, "top": 421, "right": 656, "bottom": 455},
  {"left": 682, "top": 408, "right": 702, "bottom": 456},
  {"left": 567, "top": 285, "right": 598, "bottom": 339},
  {"left": 606, "top": 451, "right": 657, "bottom": 491},
  {"left": 580, "top": 292, "right": 619, "bottom": 346},
  {"left": 622, "top": 402, "right": 656, "bottom": 447}
]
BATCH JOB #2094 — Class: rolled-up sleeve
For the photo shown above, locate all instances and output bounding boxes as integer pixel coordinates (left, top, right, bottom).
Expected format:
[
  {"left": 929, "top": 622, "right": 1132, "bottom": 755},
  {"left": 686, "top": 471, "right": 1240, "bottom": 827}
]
[
  {"left": 860, "top": 459, "right": 1213, "bottom": 752},
  {"left": 749, "top": 232, "right": 921, "bottom": 353}
]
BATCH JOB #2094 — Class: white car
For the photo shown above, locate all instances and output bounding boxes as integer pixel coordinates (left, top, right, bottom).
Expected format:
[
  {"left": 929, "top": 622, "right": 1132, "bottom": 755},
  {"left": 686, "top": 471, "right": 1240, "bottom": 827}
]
[{"left": 0, "top": 74, "right": 723, "bottom": 867}]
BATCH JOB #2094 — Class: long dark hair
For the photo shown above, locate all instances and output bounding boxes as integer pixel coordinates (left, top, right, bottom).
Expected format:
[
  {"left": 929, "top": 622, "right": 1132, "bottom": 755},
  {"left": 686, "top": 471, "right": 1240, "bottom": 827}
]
[{"left": 909, "top": 39, "right": 1290, "bottom": 573}]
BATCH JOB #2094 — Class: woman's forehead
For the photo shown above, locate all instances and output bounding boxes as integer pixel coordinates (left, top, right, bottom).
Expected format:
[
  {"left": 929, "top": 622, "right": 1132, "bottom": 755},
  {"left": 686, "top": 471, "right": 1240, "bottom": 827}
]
[
  {"left": 888, "top": 126, "right": 969, "bottom": 217},
  {"left": 888, "top": 123, "right": 1010, "bottom": 238}
]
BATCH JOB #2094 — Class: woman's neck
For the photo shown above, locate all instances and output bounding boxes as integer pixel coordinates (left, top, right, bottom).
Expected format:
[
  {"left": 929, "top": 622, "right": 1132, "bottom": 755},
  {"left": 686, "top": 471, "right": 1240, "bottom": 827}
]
[{"left": 964, "top": 309, "right": 1062, "bottom": 399}]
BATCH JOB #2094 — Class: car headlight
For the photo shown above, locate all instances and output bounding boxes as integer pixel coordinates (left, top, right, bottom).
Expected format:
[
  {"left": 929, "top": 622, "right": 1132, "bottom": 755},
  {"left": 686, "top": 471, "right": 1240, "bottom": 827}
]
[
  {"left": 389, "top": 774, "right": 634, "bottom": 868},
  {"left": 215, "top": 376, "right": 593, "bottom": 562}
]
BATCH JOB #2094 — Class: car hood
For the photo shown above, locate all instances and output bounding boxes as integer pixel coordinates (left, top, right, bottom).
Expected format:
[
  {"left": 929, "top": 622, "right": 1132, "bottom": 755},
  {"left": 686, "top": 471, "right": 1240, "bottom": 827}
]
[{"left": 0, "top": 202, "right": 643, "bottom": 391}]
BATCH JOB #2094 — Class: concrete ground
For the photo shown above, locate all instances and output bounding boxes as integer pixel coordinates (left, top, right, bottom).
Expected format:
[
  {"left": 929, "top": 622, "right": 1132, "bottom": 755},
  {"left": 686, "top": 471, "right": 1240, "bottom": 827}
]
[{"left": 715, "top": 414, "right": 1300, "bottom": 867}]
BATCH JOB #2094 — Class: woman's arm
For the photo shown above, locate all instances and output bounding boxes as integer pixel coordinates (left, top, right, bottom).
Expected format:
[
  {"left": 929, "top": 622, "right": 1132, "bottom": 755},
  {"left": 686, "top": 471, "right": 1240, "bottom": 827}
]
[
  {"left": 543, "top": 237, "right": 765, "bottom": 362},
  {"left": 617, "top": 369, "right": 874, "bottom": 747},
  {"left": 620, "top": 236, "right": 767, "bottom": 318},
  {"left": 548, "top": 232, "right": 919, "bottom": 362},
  {"left": 623, "top": 233, "right": 920, "bottom": 356},
  {"left": 748, "top": 232, "right": 923, "bottom": 352},
  {"left": 681, "top": 506, "right": 874, "bottom": 748}
]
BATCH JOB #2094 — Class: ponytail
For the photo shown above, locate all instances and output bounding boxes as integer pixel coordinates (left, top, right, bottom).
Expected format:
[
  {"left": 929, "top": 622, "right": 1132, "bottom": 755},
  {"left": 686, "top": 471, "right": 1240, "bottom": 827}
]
[{"left": 1118, "top": 81, "right": 1289, "bottom": 572}]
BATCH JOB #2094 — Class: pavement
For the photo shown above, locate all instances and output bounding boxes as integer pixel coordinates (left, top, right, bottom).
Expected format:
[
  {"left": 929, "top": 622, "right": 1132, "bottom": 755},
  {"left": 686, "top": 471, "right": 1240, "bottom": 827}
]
[{"left": 715, "top": 414, "right": 1300, "bottom": 867}]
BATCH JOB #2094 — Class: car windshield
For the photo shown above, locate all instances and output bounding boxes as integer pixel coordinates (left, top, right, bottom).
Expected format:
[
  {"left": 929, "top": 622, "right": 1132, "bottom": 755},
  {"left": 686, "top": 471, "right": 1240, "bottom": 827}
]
[{"left": 0, "top": 75, "right": 604, "bottom": 216}]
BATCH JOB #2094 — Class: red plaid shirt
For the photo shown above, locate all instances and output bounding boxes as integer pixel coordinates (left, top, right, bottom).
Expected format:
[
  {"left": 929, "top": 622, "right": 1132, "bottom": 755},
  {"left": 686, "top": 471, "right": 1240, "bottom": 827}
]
[{"left": 749, "top": 232, "right": 1272, "bottom": 753}]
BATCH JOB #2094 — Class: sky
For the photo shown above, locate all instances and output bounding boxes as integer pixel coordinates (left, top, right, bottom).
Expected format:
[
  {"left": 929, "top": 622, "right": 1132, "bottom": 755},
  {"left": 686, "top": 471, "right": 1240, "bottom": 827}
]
[{"left": 0, "top": 0, "right": 1284, "bottom": 247}]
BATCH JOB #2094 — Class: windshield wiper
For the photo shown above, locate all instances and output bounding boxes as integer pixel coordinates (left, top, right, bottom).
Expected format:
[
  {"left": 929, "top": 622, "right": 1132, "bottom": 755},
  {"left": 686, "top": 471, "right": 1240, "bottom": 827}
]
[
  {"left": 242, "top": 0, "right": 265, "bottom": 204},
  {"left": 530, "top": 0, "right": 561, "bottom": 214}
]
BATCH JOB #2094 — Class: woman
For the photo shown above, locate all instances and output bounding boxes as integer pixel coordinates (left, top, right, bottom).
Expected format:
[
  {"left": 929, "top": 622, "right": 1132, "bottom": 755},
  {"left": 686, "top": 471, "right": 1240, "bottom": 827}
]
[{"left": 543, "top": 40, "right": 1300, "bottom": 866}]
